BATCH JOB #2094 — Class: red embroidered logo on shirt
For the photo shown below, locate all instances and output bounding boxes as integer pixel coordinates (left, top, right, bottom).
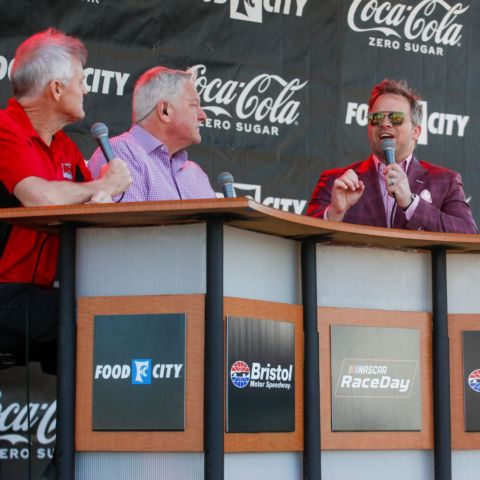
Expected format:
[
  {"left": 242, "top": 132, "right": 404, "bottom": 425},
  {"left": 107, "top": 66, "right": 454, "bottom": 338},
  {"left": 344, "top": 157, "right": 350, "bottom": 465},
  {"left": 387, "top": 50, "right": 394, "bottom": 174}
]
[{"left": 62, "top": 163, "right": 73, "bottom": 180}]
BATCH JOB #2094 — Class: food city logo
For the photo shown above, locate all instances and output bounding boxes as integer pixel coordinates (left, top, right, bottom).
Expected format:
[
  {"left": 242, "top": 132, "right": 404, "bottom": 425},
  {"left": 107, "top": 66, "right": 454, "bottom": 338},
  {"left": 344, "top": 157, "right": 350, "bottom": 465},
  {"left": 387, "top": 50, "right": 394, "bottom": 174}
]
[
  {"left": 334, "top": 359, "right": 418, "bottom": 398},
  {"left": 192, "top": 64, "right": 308, "bottom": 138},
  {"left": 467, "top": 369, "right": 480, "bottom": 393},
  {"left": 94, "top": 360, "right": 184, "bottom": 385},
  {"left": 0, "top": 391, "right": 56, "bottom": 460},
  {"left": 0, "top": 56, "right": 129, "bottom": 96},
  {"left": 230, "top": 360, "right": 294, "bottom": 390},
  {"left": 345, "top": 100, "right": 469, "bottom": 146},
  {"left": 347, "top": 0, "right": 470, "bottom": 57},
  {"left": 202, "top": 0, "right": 308, "bottom": 23},
  {"left": 225, "top": 181, "right": 307, "bottom": 214}
]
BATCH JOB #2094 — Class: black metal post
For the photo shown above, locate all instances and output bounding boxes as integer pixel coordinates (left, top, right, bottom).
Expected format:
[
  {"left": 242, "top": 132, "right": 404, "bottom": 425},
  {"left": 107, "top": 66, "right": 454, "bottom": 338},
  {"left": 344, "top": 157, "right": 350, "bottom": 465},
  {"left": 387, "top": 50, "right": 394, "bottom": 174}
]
[
  {"left": 301, "top": 238, "right": 321, "bottom": 480},
  {"left": 56, "top": 225, "right": 76, "bottom": 480},
  {"left": 431, "top": 247, "right": 451, "bottom": 480},
  {"left": 204, "top": 218, "right": 224, "bottom": 480}
]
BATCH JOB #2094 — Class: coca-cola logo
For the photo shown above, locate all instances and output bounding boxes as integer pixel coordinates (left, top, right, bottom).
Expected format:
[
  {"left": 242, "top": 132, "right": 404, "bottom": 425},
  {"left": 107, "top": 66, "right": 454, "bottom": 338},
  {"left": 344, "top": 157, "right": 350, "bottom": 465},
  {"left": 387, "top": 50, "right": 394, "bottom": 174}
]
[
  {"left": 191, "top": 64, "right": 308, "bottom": 137},
  {"left": 347, "top": 0, "right": 470, "bottom": 56},
  {"left": 0, "top": 391, "right": 56, "bottom": 447}
]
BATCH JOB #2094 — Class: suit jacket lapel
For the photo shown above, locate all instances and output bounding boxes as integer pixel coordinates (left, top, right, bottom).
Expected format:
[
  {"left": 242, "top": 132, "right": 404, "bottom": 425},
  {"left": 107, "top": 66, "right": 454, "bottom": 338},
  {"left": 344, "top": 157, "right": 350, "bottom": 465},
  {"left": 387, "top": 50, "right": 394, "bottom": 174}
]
[
  {"left": 406, "top": 157, "right": 428, "bottom": 194},
  {"left": 392, "top": 156, "right": 427, "bottom": 228},
  {"left": 358, "top": 156, "right": 387, "bottom": 227}
]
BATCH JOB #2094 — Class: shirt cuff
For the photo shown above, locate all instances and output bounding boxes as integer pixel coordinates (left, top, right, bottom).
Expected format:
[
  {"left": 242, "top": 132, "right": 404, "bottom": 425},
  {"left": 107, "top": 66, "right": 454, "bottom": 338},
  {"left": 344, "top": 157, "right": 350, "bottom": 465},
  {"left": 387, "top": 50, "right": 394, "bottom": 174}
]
[
  {"left": 324, "top": 205, "right": 344, "bottom": 222},
  {"left": 324, "top": 205, "right": 330, "bottom": 221},
  {"left": 404, "top": 194, "right": 420, "bottom": 221}
]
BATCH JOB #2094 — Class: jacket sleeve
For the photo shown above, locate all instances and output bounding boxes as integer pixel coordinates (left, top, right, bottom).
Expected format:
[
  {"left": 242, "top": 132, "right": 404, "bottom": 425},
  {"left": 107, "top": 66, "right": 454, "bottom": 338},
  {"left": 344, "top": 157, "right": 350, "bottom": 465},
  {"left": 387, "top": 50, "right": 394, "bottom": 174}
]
[{"left": 406, "top": 171, "right": 478, "bottom": 234}]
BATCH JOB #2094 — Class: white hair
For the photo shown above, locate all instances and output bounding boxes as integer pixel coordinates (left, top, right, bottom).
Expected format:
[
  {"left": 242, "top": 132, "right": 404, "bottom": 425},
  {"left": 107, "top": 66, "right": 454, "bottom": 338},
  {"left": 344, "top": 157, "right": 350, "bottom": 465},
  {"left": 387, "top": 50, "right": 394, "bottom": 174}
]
[
  {"left": 132, "top": 66, "right": 196, "bottom": 123},
  {"left": 11, "top": 28, "right": 87, "bottom": 99}
]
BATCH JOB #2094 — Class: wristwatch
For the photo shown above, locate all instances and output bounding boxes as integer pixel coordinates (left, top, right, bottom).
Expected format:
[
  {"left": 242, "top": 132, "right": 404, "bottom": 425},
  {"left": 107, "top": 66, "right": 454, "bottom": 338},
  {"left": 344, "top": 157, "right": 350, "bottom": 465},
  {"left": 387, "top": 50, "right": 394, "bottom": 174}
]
[{"left": 403, "top": 193, "right": 418, "bottom": 211}]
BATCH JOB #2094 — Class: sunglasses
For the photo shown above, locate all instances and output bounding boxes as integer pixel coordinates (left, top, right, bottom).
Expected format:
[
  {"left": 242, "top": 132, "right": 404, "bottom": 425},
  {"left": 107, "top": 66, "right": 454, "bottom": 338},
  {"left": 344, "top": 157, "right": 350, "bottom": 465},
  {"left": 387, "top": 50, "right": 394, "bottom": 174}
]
[{"left": 367, "top": 111, "right": 406, "bottom": 126}]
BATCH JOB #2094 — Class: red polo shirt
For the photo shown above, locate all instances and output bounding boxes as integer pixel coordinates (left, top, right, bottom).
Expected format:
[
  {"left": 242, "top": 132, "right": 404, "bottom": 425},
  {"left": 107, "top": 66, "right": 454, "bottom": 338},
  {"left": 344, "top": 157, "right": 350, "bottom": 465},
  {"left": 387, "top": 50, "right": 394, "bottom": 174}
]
[{"left": 0, "top": 98, "right": 92, "bottom": 287}]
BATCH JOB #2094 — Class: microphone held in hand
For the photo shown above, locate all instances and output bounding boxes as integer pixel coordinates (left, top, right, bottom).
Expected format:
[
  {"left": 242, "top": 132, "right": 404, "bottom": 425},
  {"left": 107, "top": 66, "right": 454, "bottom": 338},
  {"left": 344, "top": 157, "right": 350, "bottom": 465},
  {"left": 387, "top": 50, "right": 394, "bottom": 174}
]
[
  {"left": 90, "top": 122, "right": 115, "bottom": 162},
  {"left": 217, "top": 171, "right": 236, "bottom": 198},
  {"left": 381, "top": 138, "right": 396, "bottom": 165}
]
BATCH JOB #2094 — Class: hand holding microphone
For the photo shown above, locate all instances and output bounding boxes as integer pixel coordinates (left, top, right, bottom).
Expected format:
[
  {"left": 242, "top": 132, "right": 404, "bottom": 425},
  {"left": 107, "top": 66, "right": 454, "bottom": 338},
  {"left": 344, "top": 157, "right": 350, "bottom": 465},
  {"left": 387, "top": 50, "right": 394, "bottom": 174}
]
[
  {"left": 90, "top": 122, "right": 115, "bottom": 162},
  {"left": 381, "top": 139, "right": 412, "bottom": 208},
  {"left": 90, "top": 122, "right": 132, "bottom": 197}
]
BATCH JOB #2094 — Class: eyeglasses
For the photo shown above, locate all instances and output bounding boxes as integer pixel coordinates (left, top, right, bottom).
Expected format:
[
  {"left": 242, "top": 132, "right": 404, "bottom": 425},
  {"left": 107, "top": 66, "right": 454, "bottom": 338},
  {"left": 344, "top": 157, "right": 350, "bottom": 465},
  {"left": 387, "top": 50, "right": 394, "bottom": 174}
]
[{"left": 367, "top": 111, "right": 406, "bottom": 126}]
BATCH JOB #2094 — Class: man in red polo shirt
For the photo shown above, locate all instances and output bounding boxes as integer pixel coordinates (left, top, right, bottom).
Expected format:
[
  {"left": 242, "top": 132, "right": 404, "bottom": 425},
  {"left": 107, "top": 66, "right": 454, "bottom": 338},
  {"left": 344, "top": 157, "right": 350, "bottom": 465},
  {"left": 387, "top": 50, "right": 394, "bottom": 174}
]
[{"left": 0, "top": 29, "right": 131, "bottom": 372}]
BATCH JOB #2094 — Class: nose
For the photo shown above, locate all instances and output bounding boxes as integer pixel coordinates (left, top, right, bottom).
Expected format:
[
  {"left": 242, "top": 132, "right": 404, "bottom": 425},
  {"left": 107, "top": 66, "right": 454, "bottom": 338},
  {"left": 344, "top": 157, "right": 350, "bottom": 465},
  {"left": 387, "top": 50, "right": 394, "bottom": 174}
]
[
  {"left": 380, "top": 113, "right": 393, "bottom": 127},
  {"left": 198, "top": 106, "right": 207, "bottom": 123}
]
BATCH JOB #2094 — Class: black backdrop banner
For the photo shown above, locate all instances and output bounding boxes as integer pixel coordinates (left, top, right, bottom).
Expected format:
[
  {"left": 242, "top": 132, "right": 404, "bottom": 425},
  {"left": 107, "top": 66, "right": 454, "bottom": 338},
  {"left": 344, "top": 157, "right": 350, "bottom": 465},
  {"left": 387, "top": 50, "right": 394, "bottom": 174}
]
[{"left": 0, "top": 0, "right": 478, "bottom": 220}]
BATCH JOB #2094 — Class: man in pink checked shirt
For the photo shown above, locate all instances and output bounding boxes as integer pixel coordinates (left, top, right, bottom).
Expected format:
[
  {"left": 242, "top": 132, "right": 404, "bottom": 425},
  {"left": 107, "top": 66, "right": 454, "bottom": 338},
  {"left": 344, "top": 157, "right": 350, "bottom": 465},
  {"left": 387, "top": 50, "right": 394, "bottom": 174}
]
[
  {"left": 89, "top": 66, "right": 216, "bottom": 201},
  {"left": 307, "top": 78, "right": 477, "bottom": 233}
]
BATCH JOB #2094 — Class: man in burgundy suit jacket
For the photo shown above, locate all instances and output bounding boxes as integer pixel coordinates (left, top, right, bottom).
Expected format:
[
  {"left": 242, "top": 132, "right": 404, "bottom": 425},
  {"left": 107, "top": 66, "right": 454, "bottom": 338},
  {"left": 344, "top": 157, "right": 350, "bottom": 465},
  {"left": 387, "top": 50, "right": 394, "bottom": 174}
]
[{"left": 307, "top": 79, "right": 477, "bottom": 234}]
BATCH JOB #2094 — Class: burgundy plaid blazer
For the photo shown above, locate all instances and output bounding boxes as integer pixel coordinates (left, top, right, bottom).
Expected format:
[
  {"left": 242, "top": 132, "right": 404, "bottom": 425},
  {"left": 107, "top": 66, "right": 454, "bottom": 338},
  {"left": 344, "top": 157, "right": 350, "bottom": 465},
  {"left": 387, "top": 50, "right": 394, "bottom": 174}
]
[{"left": 306, "top": 156, "right": 478, "bottom": 234}]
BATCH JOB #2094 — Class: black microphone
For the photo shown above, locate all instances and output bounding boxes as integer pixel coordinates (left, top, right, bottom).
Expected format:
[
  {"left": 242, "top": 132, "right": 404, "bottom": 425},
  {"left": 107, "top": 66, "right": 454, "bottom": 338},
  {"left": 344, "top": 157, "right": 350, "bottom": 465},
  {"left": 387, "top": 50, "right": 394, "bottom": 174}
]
[
  {"left": 217, "top": 172, "right": 236, "bottom": 198},
  {"left": 90, "top": 122, "right": 114, "bottom": 162},
  {"left": 381, "top": 138, "right": 396, "bottom": 165}
]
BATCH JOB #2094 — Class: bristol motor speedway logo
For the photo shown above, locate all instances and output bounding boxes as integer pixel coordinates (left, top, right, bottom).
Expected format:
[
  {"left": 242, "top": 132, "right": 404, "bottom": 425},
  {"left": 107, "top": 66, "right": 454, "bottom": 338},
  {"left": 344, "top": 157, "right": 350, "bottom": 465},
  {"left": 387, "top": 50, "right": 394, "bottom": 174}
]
[
  {"left": 468, "top": 369, "right": 480, "bottom": 393},
  {"left": 347, "top": 0, "right": 470, "bottom": 57},
  {"left": 345, "top": 100, "right": 469, "bottom": 146},
  {"left": 202, "top": 0, "right": 308, "bottom": 23},
  {"left": 192, "top": 64, "right": 308, "bottom": 138},
  {"left": 94, "top": 360, "right": 183, "bottom": 385},
  {"left": 335, "top": 359, "right": 418, "bottom": 398},
  {"left": 230, "top": 360, "right": 293, "bottom": 390}
]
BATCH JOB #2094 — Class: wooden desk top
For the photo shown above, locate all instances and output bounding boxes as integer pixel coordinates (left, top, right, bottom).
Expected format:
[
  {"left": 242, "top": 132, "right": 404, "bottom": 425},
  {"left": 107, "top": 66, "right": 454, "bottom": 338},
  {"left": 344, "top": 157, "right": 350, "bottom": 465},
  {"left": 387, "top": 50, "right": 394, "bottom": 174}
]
[{"left": 0, "top": 197, "right": 478, "bottom": 252}]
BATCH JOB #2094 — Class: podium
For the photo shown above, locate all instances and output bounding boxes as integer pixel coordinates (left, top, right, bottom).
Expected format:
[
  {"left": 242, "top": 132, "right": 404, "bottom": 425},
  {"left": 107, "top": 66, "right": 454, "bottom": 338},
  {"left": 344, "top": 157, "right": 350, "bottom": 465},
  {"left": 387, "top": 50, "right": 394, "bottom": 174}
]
[{"left": 1, "top": 198, "right": 480, "bottom": 480}]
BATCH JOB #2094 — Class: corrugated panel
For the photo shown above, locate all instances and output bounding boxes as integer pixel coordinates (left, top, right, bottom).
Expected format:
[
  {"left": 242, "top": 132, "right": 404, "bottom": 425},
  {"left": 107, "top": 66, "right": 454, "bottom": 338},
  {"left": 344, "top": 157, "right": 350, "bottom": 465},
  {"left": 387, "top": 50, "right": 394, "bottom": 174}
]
[
  {"left": 322, "top": 450, "right": 432, "bottom": 480},
  {"left": 76, "top": 224, "right": 207, "bottom": 297},
  {"left": 452, "top": 451, "right": 480, "bottom": 480},
  {"left": 316, "top": 245, "right": 431, "bottom": 312},
  {"left": 224, "top": 226, "right": 301, "bottom": 304},
  {"left": 76, "top": 452, "right": 203, "bottom": 480},
  {"left": 447, "top": 254, "right": 480, "bottom": 313},
  {"left": 225, "top": 452, "right": 301, "bottom": 480}
]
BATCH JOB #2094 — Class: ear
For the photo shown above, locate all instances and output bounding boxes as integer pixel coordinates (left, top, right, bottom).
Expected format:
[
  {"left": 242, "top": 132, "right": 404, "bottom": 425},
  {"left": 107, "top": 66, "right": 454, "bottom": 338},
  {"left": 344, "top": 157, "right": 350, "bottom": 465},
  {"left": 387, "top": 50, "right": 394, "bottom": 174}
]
[
  {"left": 412, "top": 124, "right": 421, "bottom": 143},
  {"left": 49, "top": 79, "right": 63, "bottom": 101},
  {"left": 156, "top": 101, "right": 170, "bottom": 123}
]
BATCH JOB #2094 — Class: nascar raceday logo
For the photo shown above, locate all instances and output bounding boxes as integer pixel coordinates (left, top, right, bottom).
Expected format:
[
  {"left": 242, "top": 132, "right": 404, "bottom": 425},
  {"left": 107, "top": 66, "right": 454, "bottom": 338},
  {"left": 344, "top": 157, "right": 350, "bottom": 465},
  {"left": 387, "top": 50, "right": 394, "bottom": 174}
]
[
  {"left": 230, "top": 360, "right": 251, "bottom": 388},
  {"left": 191, "top": 64, "right": 308, "bottom": 137},
  {"left": 468, "top": 369, "right": 480, "bottom": 393},
  {"left": 229, "top": 361, "right": 293, "bottom": 390},
  {"left": 202, "top": 0, "right": 308, "bottom": 23},
  {"left": 335, "top": 359, "right": 418, "bottom": 398},
  {"left": 94, "top": 360, "right": 183, "bottom": 385},
  {"left": 347, "top": 0, "right": 470, "bottom": 57}
]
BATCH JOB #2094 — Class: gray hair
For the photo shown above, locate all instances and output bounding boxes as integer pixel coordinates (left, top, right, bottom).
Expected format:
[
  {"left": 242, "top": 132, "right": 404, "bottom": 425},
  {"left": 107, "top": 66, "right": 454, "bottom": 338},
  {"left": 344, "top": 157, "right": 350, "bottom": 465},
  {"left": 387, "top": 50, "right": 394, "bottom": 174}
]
[
  {"left": 368, "top": 78, "right": 423, "bottom": 126},
  {"left": 132, "top": 66, "right": 195, "bottom": 123},
  {"left": 11, "top": 28, "right": 87, "bottom": 99}
]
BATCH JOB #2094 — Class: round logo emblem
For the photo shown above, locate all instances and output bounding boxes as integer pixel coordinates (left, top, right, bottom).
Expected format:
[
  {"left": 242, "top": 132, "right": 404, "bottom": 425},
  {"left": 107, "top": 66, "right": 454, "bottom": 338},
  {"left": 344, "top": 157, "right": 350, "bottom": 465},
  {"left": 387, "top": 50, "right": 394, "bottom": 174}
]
[
  {"left": 230, "top": 360, "right": 250, "bottom": 388},
  {"left": 468, "top": 369, "right": 480, "bottom": 393}
]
